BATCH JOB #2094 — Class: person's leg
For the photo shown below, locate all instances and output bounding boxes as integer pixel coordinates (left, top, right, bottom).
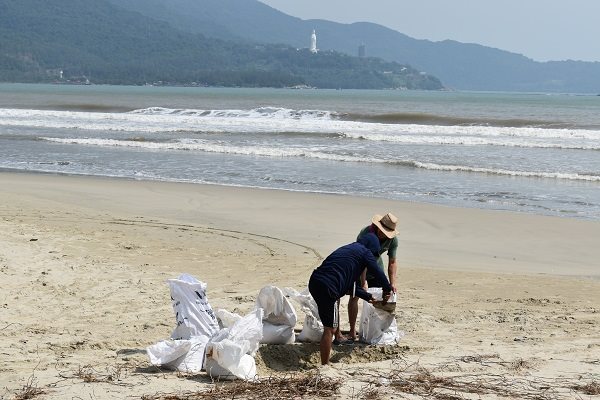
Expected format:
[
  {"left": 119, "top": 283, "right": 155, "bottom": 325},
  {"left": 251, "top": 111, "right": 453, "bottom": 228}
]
[
  {"left": 320, "top": 326, "right": 335, "bottom": 365},
  {"left": 309, "top": 278, "right": 338, "bottom": 364},
  {"left": 347, "top": 296, "right": 359, "bottom": 340},
  {"left": 334, "top": 298, "right": 349, "bottom": 342}
]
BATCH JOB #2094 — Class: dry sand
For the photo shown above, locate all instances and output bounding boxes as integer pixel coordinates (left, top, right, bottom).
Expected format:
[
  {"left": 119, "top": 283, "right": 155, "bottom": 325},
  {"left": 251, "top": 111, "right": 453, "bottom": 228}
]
[{"left": 0, "top": 172, "right": 598, "bottom": 399}]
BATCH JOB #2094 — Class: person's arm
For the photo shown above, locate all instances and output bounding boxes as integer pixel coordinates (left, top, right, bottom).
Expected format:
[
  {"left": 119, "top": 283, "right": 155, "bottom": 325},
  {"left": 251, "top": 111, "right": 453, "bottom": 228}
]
[
  {"left": 360, "top": 269, "right": 367, "bottom": 289},
  {"left": 364, "top": 251, "right": 392, "bottom": 293},
  {"left": 387, "top": 237, "right": 399, "bottom": 292},
  {"left": 388, "top": 258, "right": 397, "bottom": 293},
  {"left": 353, "top": 286, "right": 373, "bottom": 302}
]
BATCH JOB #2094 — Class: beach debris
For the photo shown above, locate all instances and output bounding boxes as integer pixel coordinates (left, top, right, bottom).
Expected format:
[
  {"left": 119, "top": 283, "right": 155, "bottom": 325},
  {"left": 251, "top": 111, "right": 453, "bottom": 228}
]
[
  {"left": 13, "top": 374, "right": 45, "bottom": 400},
  {"left": 386, "top": 358, "right": 599, "bottom": 399},
  {"left": 140, "top": 370, "right": 342, "bottom": 400}
]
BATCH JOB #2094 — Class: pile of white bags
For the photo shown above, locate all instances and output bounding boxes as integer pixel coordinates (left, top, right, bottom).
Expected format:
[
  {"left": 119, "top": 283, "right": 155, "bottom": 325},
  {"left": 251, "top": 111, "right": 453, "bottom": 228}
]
[
  {"left": 146, "top": 274, "right": 262, "bottom": 380},
  {"left": 359, "top": 288, "right": 403, "bottom": 345},
  {"left": 284, "top": 288, "right": 323, "bottom": 342},
  {"left": 146, "top": 274, "right": 219, "bottom": 373},
  {"left": 256, "top": 286, "right": 297, "bottom": 344}
]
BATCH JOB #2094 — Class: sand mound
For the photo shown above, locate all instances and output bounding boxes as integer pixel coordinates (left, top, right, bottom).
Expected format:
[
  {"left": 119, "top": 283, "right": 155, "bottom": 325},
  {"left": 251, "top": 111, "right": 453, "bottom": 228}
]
[{"left": 255, "top": 343, "right": 409, "bottom": 373}]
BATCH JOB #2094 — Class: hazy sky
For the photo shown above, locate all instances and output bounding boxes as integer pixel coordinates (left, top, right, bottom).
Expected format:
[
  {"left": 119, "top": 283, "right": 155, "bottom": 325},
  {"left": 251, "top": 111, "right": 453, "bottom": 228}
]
[{"left": 259, "top": 0, "right": 600, "bottom": 62}]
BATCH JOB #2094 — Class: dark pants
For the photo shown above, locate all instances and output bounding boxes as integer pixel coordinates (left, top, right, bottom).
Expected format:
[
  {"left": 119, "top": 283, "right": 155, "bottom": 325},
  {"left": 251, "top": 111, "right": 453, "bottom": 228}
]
[{"left": 308, "top": 277, "right": 338, "bottom": 329}]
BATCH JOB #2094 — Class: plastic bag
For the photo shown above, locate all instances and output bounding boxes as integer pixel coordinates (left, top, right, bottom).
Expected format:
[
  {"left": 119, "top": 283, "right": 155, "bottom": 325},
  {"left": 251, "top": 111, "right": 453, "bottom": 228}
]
[
  {"left": 256, "top": 286, "right": 297, "bottom": 344},
  {"left": 262, "top": 322, "right": 295, "bottom": 344},
  {"left": 146, "top": 335, "right": 210, "bottom": 373},
  {"left": 147, "top": 274, "right": 219, "bottom": 372},
  {"left": 284, "top": 288, "right": 323, "bottom": 342},
  {"left": 205, "top": 354, "right": 256, "bottom": 381},
  {"left": 216, "top": 308, "right": 242, "bottom": 329},
  {"left": 256, "top": 286, "right": 297, "bottom": 326},
  {"left": 146, "top": 339, "right": 191, "bottom": 367},
  {"left": 174, "top": 335, "right": 210, "bottom": 373},
  {"left": 204, "top": 308, "right": 263, "bottom": 380},
  {"left": 168, "top": 274, "right": 219, "bottom": 340},
  {"left": 359, "top": 288, "right": 402, "bottom": 345}
]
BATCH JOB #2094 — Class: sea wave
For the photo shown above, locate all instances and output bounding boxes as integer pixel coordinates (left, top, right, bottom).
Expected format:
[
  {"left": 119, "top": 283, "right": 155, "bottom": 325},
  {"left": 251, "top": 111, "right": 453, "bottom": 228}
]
[
  {"left": 40, "top": 137, "right": 600, "bottom": 182},
  {"left": 339, "top": 132, "right": 600, "bottom": 150},
  {"left": 343, "top": 111, "right": 576, "bottom": 128},
  {"left": 408, "top": 161, "right": 600, "bottom": 182},
  {"left": 129, "top": 106, "right": 336, "bottom": 120},
  {"left": 3, "top": 108, "right": 600, "bottom": 148}
]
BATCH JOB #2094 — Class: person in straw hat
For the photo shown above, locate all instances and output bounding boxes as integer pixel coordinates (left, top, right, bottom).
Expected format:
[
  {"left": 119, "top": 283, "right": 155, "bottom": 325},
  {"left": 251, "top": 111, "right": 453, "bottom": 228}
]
[{"left": 344, "top": 212, "right": 399, "bottom": 342}]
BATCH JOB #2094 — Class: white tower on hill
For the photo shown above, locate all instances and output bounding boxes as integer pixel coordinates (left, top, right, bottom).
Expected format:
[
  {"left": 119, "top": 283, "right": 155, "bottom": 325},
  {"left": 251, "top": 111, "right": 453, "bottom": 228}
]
[{"left": 310, "top": 29, "right": 318, "bottom": 53}]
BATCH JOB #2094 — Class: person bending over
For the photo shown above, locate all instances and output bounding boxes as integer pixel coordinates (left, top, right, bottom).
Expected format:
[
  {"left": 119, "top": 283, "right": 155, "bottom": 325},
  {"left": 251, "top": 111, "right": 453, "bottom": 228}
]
[{"left": 308, "top": 233, "right": 392, "bottom": 365}]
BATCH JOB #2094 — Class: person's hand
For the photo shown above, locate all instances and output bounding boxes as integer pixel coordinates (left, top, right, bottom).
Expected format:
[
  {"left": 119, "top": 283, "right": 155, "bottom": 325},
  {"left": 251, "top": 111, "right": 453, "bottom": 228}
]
[
  {"left": 390, "top": 284, "right": 397, "bottom": 293},
  {"left": 382, "top": 290, "right": 391, "bottom": 304}
]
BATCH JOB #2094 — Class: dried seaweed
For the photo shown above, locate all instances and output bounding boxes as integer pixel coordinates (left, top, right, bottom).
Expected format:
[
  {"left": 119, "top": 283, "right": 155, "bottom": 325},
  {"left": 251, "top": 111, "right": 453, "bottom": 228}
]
[
  {"left": 571, "top": 380, "right": 600, "bottom": 395},
  {"left": 386, "top": 358, "right": 599, "bottom": 400},
  {"left": 141, "top": 370, "right": 341, "bottom": 400},
  {"left": 58, "top": 364, "right": 133, "bottom": 387},
  {"left": 13, "top": 375, "right": 45, "bottom": 400}
]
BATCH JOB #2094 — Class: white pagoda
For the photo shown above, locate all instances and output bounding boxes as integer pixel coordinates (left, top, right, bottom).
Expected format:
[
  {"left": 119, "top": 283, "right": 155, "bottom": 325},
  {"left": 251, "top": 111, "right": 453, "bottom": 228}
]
[{"left": 310, "top": 30, "right": 318, "bottom": 53}]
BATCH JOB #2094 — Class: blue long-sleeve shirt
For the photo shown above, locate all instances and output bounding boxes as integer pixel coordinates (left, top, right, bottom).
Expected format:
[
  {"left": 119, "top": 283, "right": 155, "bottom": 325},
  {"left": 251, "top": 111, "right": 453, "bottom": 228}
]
[{"left": 310, "top": 242, "right": 392, "bottom": 301}]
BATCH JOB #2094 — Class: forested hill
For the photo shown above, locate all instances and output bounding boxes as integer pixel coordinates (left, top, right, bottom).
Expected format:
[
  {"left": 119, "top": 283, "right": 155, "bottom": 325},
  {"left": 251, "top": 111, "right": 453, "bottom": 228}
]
[
  {"left": 109, "top": 0, "right": 600, "bottom": 93},
  {"left": 0, "top": 0, "right": 443, "bottom": 89}
]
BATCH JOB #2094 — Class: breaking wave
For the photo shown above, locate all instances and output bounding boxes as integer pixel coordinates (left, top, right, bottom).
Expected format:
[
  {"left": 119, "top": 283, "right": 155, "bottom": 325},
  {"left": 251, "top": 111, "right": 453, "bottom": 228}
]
[{"left": 40, "top": 137, "right": 600, "bottom": 182}]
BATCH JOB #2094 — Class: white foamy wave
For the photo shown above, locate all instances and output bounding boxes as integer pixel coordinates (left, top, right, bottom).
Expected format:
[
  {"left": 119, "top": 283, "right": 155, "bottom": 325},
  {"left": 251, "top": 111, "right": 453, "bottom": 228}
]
[
  {"left": 128, "top": 106, "right": 335, "bottom": 120},
  {"left": 40, "top": 137, "right": 600, "bottom": 182},
  {"left": 2, "top": 108, "right": 600, "bottom": 151},
  {"left": 5, "top": 108, "right": 600, "bottom": 150},
  {"left": 341, "top": 132, "right": 600, "bottom": 150},
  {"left": 39, "top": 137, "right": 376, "bottom": 162},
  {"left": 343, "top": 124, "right": 600, "bottom": 142},
  {"left": 412, "top": 162, "right": 600, "bottom": 182}
]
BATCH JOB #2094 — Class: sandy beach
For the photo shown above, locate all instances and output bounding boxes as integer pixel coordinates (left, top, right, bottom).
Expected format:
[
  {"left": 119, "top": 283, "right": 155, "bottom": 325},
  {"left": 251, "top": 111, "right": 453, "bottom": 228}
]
[{"left": 1, "top": 172, "right": 599, "bottom": 399}]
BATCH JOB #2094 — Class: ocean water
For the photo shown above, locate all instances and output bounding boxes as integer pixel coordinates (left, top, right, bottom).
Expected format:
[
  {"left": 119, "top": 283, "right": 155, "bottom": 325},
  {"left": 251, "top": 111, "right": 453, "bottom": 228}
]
[{"left": 1, "top": 83, "right": 599, "bottom": 219}]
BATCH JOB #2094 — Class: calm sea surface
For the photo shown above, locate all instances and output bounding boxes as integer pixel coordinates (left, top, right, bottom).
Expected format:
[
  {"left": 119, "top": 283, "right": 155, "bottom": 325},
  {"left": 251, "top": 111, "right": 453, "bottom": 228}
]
[{"left": 1, "top": 83, "right": 599, "bottom": 219}]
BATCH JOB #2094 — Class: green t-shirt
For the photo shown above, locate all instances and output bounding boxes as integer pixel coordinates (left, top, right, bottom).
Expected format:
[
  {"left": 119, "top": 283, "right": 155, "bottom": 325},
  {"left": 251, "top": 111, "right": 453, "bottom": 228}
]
[{"left": 357, "top": 225, "right": 398, "bottom": 271}]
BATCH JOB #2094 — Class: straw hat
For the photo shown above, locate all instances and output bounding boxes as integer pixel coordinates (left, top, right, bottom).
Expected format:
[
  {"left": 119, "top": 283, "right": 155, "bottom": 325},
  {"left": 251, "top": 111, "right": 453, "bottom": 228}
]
[{"left": 371, "top": 213, "right": 399, "bottom": 239}]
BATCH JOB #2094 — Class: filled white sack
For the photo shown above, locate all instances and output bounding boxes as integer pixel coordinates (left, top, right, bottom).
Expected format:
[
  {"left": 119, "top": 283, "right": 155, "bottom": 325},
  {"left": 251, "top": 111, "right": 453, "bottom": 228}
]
[
  {"left": 168, "top": 274, "right": 219, "bottom": 340},
  {"left": 146, "top": 339, "right": 191, "bottom": 367},
  {"left": 359, "top": 288, "right": 403, "bottom": 345},
  {"left": 173, "top": 335, "right": 210, "bottom": 373},
  {"left": 205, "top": 354, "right": 257, "bottom": 381},
  {"left": 204, "top": 308, "right": 263, "bottom": 380},
  {"left": 284, "top": 288, "right": 323, "bottom": 343},
  {"left": 262, "top": 322, "right": 295, "bottom": 344},
  {"left": 145, "top": 335, "right": 210, "bottom": 373},
  {"left": 256, "top": 286, "right": 297, "bottom": 344},
  {"left": 256, "top": 285, "right": 297, "bottom": 326},
  {"left": 216, "top": 308, "right": 243, "bottom": 329}
]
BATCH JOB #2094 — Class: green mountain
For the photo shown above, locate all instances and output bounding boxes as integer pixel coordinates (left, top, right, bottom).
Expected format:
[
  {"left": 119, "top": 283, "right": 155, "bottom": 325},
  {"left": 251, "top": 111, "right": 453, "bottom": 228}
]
[
  {"left": 108, "top": 0, "right": 600, "bottom": 93},
  {"left": 0, "top": 0, "right": 443, "bottom": 89}
]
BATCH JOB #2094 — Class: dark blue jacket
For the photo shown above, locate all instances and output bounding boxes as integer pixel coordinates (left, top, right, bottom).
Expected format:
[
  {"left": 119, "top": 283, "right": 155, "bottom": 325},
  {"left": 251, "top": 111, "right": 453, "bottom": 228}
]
[{"left": 310, "top": 241, "right": 392, "bottom": 301}]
